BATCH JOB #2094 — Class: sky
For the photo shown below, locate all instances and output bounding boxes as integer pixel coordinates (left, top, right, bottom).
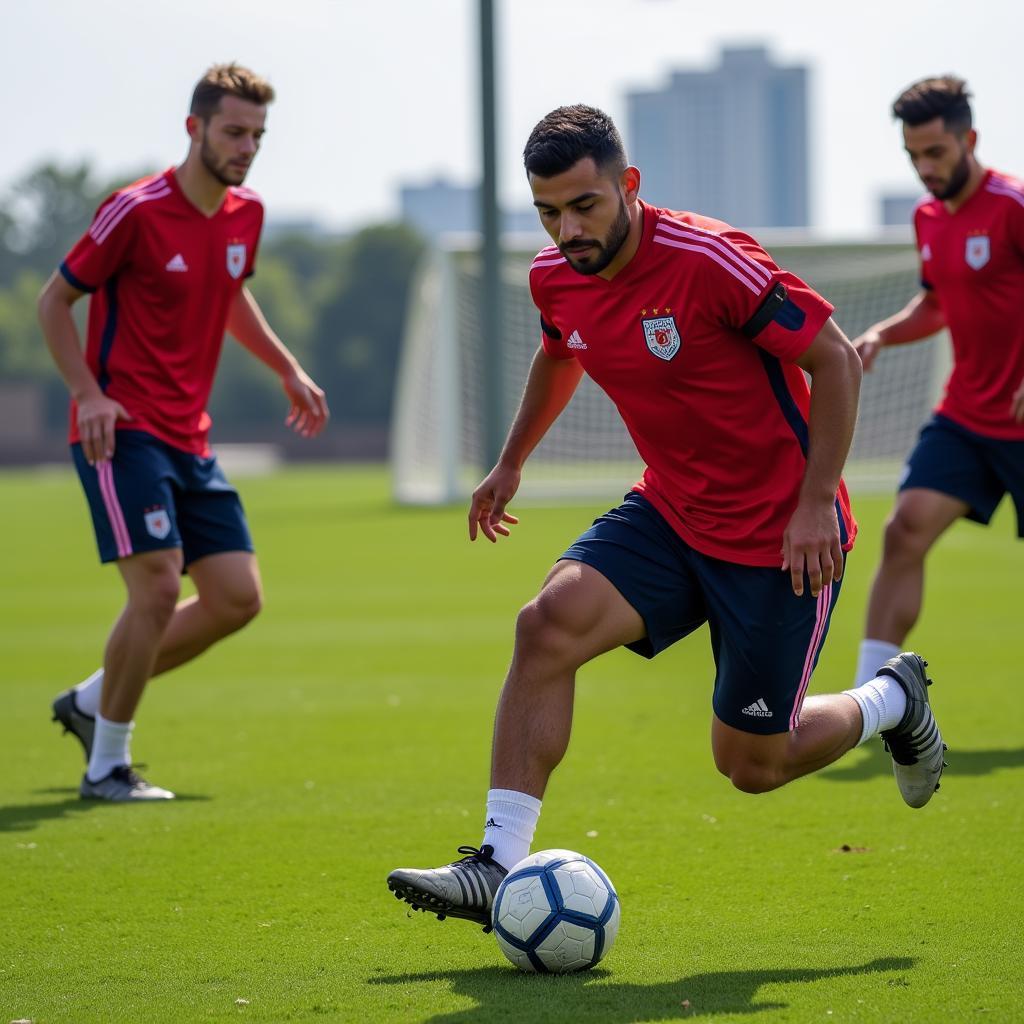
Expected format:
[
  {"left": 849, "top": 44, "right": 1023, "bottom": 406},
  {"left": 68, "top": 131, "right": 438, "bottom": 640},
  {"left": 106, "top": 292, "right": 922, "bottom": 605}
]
[{"left": 3, "top": 0, "right": 1020, "bottom": 236}]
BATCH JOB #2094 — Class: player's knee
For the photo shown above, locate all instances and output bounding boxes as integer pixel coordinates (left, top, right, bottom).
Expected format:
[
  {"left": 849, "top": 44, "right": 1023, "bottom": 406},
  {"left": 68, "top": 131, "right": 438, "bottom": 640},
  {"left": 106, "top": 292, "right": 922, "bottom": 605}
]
[
  {"left": 716, "top": 755, "right": 784, "bottom": 794},
  {"left": 213, "top": 582, "right": 263, "bottom": 633},
  {"left": 513, "top": 598, "right": 577, "bottom": 667},
  {"left": 883, "top": 509, "right": 930, "bottom": 561},
  {"left": 132, "top": 567, "right": 181, "bottom": 623}
]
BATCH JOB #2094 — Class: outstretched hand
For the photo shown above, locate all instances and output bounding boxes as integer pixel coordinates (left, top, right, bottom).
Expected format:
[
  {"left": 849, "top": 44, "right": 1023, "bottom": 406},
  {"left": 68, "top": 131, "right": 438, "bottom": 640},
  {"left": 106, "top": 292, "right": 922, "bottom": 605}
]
[
  {"left": 283, "top": 368, "right": 329, "bottom": 438},
  {"left": 468, "top": 464, "right": 521, "bottom": 542}
]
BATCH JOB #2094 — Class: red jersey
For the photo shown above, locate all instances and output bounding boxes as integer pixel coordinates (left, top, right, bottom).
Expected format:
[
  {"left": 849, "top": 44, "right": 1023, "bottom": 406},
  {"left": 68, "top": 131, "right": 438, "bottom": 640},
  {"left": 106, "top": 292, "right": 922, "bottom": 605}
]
[
  {"left": 60, "top": 168, "right": 264, "bottom": 455},
  {"left": 530, "top": 201, "right": 856, "bottom": 567},
  {"left": 915, "top": 169, "right": 1024, "bottom": 440}
]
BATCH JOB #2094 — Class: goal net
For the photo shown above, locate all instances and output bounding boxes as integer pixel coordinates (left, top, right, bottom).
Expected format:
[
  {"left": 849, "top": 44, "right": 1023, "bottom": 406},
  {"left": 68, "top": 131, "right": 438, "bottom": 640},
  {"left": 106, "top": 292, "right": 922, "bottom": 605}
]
[{"left": 391, "top": 233, "right": 948, "bottom": 504}]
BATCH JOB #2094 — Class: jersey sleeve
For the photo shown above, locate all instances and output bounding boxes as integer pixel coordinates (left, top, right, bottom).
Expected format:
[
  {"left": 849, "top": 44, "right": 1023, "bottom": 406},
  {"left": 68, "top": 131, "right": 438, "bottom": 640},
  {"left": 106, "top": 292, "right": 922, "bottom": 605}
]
[
  {"left": 528, "top": 268, "right": 574, "bottom": 361},
  {"left": 704, "top": 229, "right": 834, "bottom": 363},
  {"left": 59, "top": 192, "right": 137, "bottom": 293}
]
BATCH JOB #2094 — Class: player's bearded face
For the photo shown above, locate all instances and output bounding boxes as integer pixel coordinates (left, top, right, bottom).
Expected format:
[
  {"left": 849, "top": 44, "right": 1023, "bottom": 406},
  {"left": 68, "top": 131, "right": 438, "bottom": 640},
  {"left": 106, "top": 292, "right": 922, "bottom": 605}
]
[
  {"left": 559, "top": 196, "right": 631, "bottom": 276},
  {"left": 926, "top": 143, "right": 971, "bottom": 201},
  {"left": 199, "top": 123, "right": 250, "bottom": 187}
]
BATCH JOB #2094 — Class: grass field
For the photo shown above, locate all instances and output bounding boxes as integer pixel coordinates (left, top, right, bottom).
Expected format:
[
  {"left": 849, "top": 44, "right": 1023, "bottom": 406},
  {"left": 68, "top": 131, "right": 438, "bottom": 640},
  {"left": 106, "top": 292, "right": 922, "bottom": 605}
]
[{"left": 2, "top": 466, "right": 1022, "bottom": 1024}]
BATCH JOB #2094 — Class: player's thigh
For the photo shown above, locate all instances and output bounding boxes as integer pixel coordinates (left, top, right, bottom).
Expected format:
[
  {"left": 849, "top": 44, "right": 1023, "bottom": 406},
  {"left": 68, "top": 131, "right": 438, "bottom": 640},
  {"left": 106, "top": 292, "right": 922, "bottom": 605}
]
[
  {"left": 694, "top": 555, "right": 843, "bottom": 737},
  {"left": 72, "top": 431, "right": 183, "bottom": 564},
  {"left": 173, "top": 452, "right": 254, "bottom": 568},
  {"left": 524, "top": 559, "right": 646, "bottom": 665},
  {"left": 899, "top": 415, "right": 1001, "bottom": 529},
  {"left": 554, "top": 492, "right": 708, "bottom": 662}
]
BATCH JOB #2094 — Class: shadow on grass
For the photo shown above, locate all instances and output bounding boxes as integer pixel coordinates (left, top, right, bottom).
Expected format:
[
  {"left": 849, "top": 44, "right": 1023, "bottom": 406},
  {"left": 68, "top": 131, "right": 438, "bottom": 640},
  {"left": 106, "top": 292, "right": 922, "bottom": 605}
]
[
  {"left": 369, "top": 956, "right": 915, "bottom": 1022},
  {"left": 822, "top": 742, "right": 1024, "bottom": 783},
  {"left": 0, "top": 791, "right": 211, "bottom": 831}
]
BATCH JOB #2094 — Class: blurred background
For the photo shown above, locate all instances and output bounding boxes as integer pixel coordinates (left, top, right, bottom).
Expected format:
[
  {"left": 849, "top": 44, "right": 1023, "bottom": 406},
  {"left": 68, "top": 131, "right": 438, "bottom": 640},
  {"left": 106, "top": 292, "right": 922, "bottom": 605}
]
[{"left": 1, "top": 0, "right": 1019, "bottom": 468}]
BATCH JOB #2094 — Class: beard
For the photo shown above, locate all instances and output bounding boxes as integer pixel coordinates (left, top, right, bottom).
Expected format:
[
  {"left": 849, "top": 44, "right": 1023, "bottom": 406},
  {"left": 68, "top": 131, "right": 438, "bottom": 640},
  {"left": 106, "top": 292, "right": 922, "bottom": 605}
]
[
  {"left": 559, "top": 198, "right": 631, "bottom": 276},
  {"left": 928, "top": 149, "right": 971, "bottom": 201},
  {"left": 199, "top": 132, "right": 248, "bottom": 187}
]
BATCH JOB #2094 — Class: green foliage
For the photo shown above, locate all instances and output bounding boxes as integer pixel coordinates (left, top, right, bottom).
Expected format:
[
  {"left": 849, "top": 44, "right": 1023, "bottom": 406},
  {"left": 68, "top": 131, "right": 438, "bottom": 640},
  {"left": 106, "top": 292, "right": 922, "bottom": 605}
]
[
  {"left": 0, "top": 161, "right": 427, "bottom": 434},
  {"left": 1, "top": 470, "right": 1022, "bottom": 1022},
  {"left": 309, "top": 223, "right": 426, "bottom": 424}
]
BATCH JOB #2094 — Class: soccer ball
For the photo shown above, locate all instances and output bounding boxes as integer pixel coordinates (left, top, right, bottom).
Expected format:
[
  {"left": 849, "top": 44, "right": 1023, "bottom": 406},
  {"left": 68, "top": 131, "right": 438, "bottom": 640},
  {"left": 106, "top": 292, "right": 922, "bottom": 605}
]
[{"left": 491, "top": 849, "right": 620, "bottom": 973}]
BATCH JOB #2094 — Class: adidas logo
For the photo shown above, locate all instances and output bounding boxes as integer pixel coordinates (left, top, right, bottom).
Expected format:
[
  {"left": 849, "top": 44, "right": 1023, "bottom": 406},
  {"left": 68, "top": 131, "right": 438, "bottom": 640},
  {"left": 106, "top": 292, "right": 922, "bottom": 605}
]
[
  {"left": 566, "top": 329, "right": 587, "bottom": 350},
  {"left": 165, "top": 253, "right": 189, "bottom": 272},
  {"left": 484, "top": 818, "right": 502, "bottom": 829},
  {"left": 741, "top": 698, "right": 773, "bottom": 718}
]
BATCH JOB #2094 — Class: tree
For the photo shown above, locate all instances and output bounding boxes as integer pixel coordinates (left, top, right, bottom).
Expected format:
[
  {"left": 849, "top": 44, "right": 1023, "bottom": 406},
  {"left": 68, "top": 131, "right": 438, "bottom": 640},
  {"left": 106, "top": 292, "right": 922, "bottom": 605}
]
[{"left": 310, "top": 224, "right": 425, "bottom": 424}]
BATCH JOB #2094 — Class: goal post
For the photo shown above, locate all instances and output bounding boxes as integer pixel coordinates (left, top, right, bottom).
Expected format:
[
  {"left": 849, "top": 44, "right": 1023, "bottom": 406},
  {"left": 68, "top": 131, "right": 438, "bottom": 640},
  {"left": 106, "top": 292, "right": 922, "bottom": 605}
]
[{"left": 391, "top": 232, "right": 948, "bottom": 504}]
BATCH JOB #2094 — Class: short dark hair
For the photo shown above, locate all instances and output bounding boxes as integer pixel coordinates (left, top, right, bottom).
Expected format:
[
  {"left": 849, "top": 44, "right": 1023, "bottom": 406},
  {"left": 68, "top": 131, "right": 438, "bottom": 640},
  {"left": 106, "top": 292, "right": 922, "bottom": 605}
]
[
  {"left": 190, "top": 62, "right": 275, "bottom": 121},
  {"left": 523, "top": 105, "right": 627, "bottom": 178},
  {"left": 892, "top": 76, "right": 972, "bottom": 134}
]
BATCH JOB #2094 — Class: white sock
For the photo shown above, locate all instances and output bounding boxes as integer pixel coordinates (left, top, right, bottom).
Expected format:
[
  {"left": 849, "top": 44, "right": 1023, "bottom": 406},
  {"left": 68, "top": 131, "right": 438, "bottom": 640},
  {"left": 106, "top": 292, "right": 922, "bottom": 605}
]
[
  {"left": 483, "top": 788, "right": 542, "bottom": 871},
  {"left": 844, "top": 675, "right": 908, "bottom": 745},
  {"left": 87, "top": 714, "right": 134, "bottom": 782},
  {"left": 853, "top": 639, "right": 900, "bottom": 689},
  {"left": 73, "top": 668, "right": 104, "bottom": 718}
]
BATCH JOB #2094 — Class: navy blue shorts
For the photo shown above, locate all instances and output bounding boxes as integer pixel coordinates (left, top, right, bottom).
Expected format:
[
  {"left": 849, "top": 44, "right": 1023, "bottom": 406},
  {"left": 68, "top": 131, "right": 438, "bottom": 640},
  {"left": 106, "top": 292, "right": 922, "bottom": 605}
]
[
  {"left": 72, "top": 429, "right": 253, "bottom": 566},
  {"left": 900, "top": 414, "right": 1024, "bottom": 536},
  {"left": 560, "top": 492, "right": 843, "bottom": 735}
]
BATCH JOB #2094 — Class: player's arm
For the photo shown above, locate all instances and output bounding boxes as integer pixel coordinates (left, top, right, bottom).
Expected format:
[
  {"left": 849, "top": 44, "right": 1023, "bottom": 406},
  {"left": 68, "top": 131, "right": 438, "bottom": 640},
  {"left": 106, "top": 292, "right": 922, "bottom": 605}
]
[
  {"left": 226, "top": 287, "right": 329, "bottom": 438},
  {"left": 783, "top": 318, "right": 863, "bottom": 597},
  {"left": 853, "top": 289, "right": 946, "bottom": 371},
  {"left": 37, "top": 271, "right": 130, "bottom": 466},
  {"left": 469, "top": 346, "right": 584, "bottom": 542}
]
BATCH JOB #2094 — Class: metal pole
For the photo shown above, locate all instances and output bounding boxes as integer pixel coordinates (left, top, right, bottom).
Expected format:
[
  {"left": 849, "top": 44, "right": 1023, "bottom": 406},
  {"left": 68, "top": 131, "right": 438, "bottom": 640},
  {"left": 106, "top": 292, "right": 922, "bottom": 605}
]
[{"left": 479, "top": 0, "right": 504, "bottom": 469}]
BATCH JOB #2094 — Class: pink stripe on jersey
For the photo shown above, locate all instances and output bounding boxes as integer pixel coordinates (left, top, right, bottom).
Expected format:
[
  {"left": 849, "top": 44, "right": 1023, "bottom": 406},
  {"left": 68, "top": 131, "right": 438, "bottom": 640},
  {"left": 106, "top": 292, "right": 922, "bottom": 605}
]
[
  {"left": 985, "top": 182, "right": 1024, "bottom": 209},
  {"left": 653, "top": 234, "right": 762, "bottom": 293},
  {"left": 657, "top": 219, "right": 773, "bottom": 287},
  {"left": 90, "top": 176, "right": 167, "bottom": 241},
  {"left": 531, "top": 256, "right": 567, "bottom": 269},
  {"left": 97, "top": 461, "right": 133, "bottom": 559},
  {"left": 789, "top": 583, "right": 832, "bottom": 730},
  {"left": 230, "top": 186, "right": 263, "bottom": 203},
  {"left": 92, "top": 186, "right": 172, "bottom": 245}
]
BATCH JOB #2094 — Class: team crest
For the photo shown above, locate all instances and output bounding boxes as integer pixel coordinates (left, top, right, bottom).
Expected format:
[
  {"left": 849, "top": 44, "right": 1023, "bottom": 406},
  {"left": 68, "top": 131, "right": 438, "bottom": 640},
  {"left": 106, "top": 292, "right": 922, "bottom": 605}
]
[
  {"left": 965, "top": 235, "right": 990, "bottom": 270},
  {"left": 143, "top": 507, "right": 171, "bottom": 540},
  {"left": 226, "top": 243, "right": 247, "bottom": 279},
  {"left": 642, "top": 316, "right": 681, "bottom": 361}
]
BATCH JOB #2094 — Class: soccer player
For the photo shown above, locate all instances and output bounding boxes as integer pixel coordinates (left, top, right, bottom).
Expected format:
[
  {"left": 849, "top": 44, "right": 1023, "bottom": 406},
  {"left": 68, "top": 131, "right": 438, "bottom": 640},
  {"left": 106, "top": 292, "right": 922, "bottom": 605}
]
[
  {"left": 38, "top": 63, "right": 328, "bottom": 801},
  {"left": 386, "top": 106, "right": 946, "bottom": 929},
  {"left": 850, "top": 77, "right": 1024, "bottom": 690}
]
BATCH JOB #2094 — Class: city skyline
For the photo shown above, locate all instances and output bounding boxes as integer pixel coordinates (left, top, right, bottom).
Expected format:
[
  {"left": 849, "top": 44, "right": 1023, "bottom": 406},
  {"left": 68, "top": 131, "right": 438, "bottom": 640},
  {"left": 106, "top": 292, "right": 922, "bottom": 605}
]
[
  {"left": 3, "top": 0, "right": 1020, "bottom": 236},
  {"left": 629, "top": 45, "right": 808, "bottom": 228}
]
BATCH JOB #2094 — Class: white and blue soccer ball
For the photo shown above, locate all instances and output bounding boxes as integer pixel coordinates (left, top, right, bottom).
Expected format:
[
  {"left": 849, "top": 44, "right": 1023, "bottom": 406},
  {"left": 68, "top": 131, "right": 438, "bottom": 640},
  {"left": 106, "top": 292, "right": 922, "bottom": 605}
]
[{"left": 491, "top": 849, "right": 620, "bottom": 973}]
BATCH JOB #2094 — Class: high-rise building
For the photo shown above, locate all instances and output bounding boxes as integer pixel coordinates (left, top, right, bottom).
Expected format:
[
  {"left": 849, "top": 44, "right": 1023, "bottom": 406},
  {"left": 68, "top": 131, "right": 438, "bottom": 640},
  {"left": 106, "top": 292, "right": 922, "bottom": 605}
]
[
  {"left": 627, "top": 46, "right": 809, "bottom": 228},
  {"left": 400, "top": 177, "right": 538, "bottom": 241}
]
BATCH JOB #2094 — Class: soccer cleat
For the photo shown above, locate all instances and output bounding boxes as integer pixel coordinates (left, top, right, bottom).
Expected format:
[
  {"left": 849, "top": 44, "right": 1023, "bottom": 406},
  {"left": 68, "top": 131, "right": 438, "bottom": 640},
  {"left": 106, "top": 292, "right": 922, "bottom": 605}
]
[
  {"left": 878, "top": 652, "right": 947, "bottom": 809},
  {"left": 387, "top": 845, "right": 508, "bottom": 932},
  {"left": 79, "top": 765, "right": 175, "bottom": 802},
  {"left": 52, "top": 689, "right": 96, "bottom": 761}
]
